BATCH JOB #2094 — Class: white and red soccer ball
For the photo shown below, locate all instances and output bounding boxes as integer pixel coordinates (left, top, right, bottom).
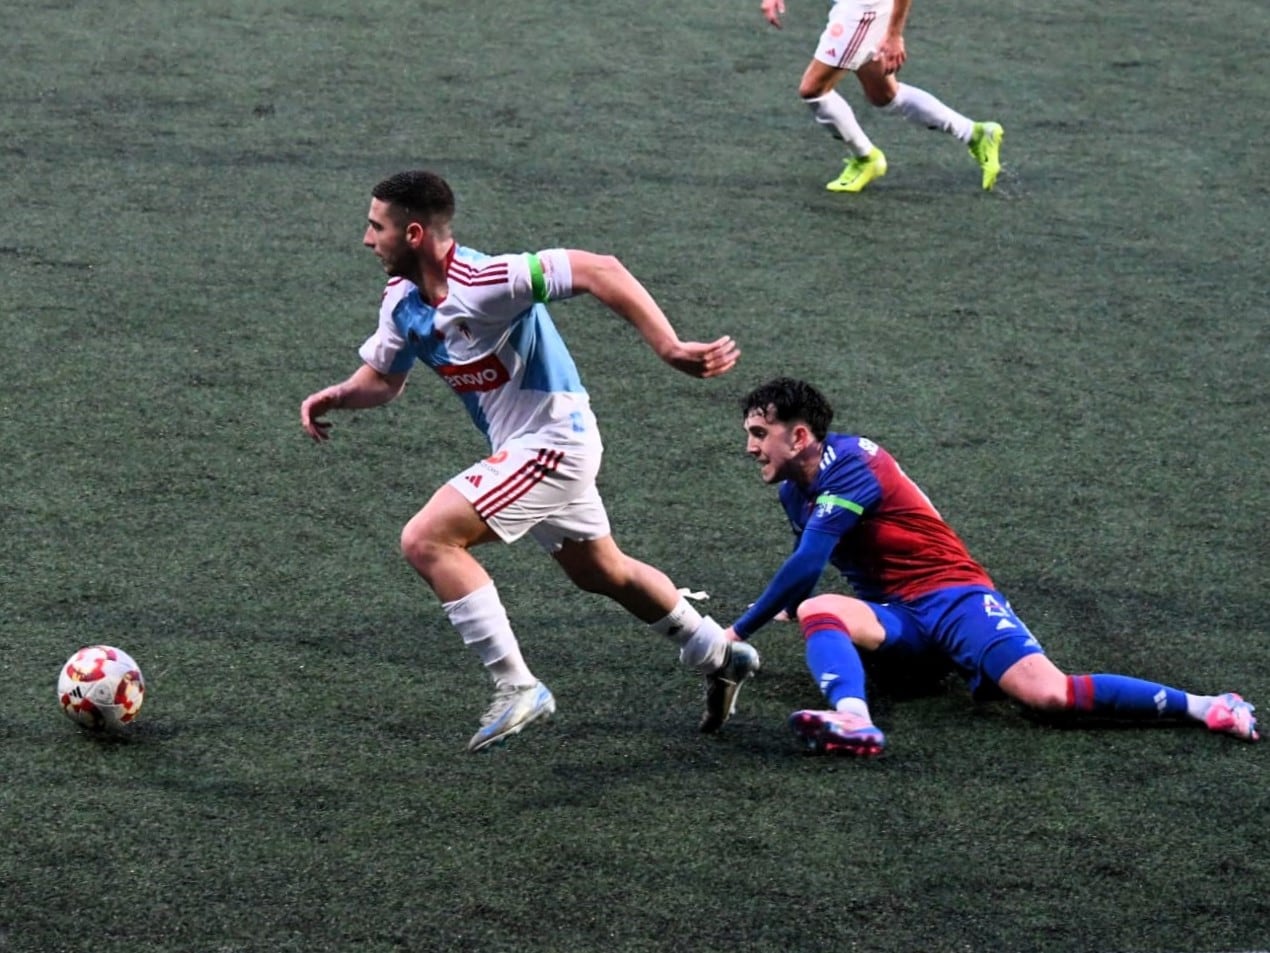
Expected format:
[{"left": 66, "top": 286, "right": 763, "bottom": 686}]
[{"left": 57, "top": 645, "right": 146, "bottom": 730}]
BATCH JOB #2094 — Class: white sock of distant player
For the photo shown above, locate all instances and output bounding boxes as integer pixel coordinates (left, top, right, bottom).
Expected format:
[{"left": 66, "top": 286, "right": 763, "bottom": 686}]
[
  {"left": 880, "top": 83, "right": 975, "bottom": 142},
  {"left": 443, "top": 581, "right": 536, "bottom": 689},
  {"left": 806, "top": 91, "right": 875, "bottom": 156},
  {"left": 649, "top": 598, "right": 729, "bottom": 673}
]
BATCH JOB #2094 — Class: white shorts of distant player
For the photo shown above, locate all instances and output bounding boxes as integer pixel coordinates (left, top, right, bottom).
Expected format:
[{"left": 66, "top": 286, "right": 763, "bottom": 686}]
[
  {"left": 448, "top": 427, "right": 610, "bottom": 552},
  {"left": 814, "top": 0, "right": 893, "bottom": 72}
]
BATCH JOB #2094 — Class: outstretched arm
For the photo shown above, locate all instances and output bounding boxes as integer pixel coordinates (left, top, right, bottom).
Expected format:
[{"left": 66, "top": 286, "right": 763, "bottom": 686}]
[
  {"left": 300, "top": 363, "right": 408, "bottom": 441},
  {"left": 761, "top": 0, "right": 787, "bottom": 28},
  {"left": 566, "top": 250, "right": 740, "bottom": 379},
  {"left": 727, "top": 528, "right": 840, "bottom": 639}
]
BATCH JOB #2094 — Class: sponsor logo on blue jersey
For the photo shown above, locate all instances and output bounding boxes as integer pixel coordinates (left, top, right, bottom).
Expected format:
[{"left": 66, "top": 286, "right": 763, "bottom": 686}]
[{"left": 436, "top": 354, "right": 510, "bottom": 392}]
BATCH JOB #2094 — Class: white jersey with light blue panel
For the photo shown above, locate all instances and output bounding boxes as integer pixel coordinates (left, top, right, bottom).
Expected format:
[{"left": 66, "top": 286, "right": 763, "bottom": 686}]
[{"left": 358, "top": 245, "right": 597, "bottom": 452}]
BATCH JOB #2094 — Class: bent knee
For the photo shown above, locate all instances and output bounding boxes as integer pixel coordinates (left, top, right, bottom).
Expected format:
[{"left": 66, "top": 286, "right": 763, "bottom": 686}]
[
  {"left": 400, "top": 521, "right": 448, "bottom": 566},
  {"left": 796, "top": 596, "right": 886, "bottom": 649},
  {"left": 797, "top": 594, "right": 847, "bottom": 622},
  {"left": 798, "top": 71, "right": 841, "bottom": 100},
  {"left": 1014, "top": 683, "right": 1069, "bottom": 712},
  {"left": 997, "top": 656, "right": 1070, "bottom": 711},
  {"left": 400, "top": 527, "right": 425, "bottom": 564},
  {"left": 854, "top": 66, "right": 896, "bottom": 107},
  {"left": 862, "top": 87, "right": 894, "bottom": 108}
]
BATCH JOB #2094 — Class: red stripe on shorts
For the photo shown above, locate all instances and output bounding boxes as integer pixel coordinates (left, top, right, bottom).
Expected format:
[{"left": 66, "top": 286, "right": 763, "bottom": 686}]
[
  {"left": 473, "top": 448, "right": 564, "bottom": 519},
  {"left": 839, "top": 11, "right": 875, "bottom": 69}
]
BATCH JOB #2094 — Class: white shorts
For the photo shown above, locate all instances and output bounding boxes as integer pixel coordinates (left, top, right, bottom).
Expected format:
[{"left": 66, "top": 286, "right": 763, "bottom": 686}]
[
  {"left": 448, "top": 431, "right": 610, "bottom": 552},
  {"left": 814, "top": 0, "right": 892, "bottom": 72}
]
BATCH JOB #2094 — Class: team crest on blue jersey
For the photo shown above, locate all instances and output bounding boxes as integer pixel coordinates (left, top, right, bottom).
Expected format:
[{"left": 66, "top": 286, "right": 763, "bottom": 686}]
[{"left": 982, "top": 594, "right": 1019, "bottom": 631}]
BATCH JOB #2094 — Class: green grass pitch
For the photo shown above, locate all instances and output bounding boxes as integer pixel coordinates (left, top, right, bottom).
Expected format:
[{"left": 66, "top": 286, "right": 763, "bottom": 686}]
[{"left": 2, "top": 0, "right": 1266, "bottom": 950}]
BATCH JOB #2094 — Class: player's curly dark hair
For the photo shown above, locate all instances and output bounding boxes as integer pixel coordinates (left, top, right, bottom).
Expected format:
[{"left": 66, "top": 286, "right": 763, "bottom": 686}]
[
  {"left": 372, "top": 170, "right": 455, "bottom": 227},
  {"left": 741, "top": 378, "right": 834, "bottom": 440}
]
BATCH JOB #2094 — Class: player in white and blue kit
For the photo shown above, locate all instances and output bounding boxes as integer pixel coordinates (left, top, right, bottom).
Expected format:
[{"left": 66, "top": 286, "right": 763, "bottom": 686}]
[
  {"left": 759, "top": 0, "right": 1004, "bottom": 192},
  {"left": 300, "top": 170, "right": 759, "bottom": 752},
  {"left": 362, "top": 252, "right": 595, "bottom": 456}
]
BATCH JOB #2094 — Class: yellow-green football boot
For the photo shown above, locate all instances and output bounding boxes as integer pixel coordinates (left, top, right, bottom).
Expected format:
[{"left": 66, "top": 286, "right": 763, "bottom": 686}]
[
  {"left": 969, "top": 121, "right": 1004, "bottom": 190},
  {"left": 826, "top": 147, "right": 888, "bottom": 193}
]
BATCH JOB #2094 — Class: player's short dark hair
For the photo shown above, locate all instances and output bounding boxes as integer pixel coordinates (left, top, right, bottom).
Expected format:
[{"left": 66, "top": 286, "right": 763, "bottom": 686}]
[
  {"left": 741, "top": 378, "right": 834, "bottom": 440},
  {"left": 371, "top": 170, "right": 455, "bottom": 227}
]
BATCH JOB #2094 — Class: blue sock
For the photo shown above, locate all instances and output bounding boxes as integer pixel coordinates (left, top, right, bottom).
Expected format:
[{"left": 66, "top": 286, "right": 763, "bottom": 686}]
[
  {"left": 802, "top": 613, "right": 866, "bottom": 708},
  {"left": 1066, "top": 673, "right": 1188, "bottom": 719}
]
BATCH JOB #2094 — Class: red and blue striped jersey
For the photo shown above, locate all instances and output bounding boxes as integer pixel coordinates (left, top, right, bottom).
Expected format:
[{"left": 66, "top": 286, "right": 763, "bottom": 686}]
[{"left": 779, "top": 433, "right": 994, "bottom": 603}]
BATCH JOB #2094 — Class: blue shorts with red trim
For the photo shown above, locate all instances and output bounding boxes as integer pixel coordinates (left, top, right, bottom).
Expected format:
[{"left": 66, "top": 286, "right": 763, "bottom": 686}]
[{"left": 870, "top": 585, "right": 1046, "bottom": 699}]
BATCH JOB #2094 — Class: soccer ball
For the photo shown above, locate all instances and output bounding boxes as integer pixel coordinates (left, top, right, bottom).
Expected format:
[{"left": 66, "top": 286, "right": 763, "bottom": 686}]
[{"left": 57, "top": 645, "right": 146, "bottom": 730}]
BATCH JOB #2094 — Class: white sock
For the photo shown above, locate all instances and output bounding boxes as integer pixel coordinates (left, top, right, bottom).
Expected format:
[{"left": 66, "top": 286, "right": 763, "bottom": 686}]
[
  {"left": 835, "top": 697, "right": 873, "bottom": 722},
  {"left": 443, "top": 581, "right": 535, "bottom": 689},
  {"left": 649, "top": 598, "right": 729, "bottom": 672},
  {"left": 679, "top": 616, "right": 730, "bottom": 673},
  {"left": 1185, "top": 693, "right": 1215, "bottom": 722},
  {"left": 806, "top": 91, "right": 874, "bottom": 156},
  {"left": 649, "top": 596, "right": 703, "bottom": 645},
  {"left": 881, "top": 83, "right": 975, "bottom": 142}
]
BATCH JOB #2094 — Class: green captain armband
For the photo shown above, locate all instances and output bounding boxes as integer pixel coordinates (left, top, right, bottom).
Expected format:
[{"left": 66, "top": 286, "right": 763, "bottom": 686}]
[
  {"left": 815, "top": 493, "right": 864, "bottom": 515},
  {"left": 527, "top": 253, "right": 549, "bottom": 303}
]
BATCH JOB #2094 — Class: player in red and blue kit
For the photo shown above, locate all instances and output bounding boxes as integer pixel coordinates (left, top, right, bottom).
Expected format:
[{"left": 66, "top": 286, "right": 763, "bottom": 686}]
[{"left": 718, "top": 378, "right": 1258, "bottom": 755}]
